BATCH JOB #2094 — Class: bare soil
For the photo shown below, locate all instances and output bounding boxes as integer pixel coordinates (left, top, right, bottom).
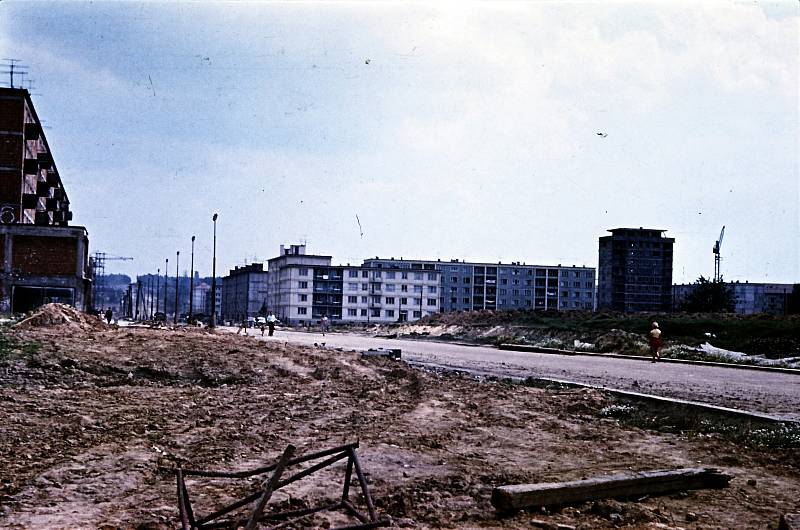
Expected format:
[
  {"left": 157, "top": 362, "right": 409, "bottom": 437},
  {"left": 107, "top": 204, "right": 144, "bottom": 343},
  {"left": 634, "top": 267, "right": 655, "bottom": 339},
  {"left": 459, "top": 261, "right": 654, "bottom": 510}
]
[{"left": 0, "top": 323, "right": 798, "bottom": 529}]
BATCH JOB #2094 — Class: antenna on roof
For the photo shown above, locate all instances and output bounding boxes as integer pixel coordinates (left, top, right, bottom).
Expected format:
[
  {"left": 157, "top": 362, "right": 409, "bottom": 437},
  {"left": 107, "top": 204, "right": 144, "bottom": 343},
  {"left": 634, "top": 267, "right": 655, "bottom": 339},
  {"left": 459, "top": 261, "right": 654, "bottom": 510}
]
[{"left": 1, "top": 59, "right": 28, "bottom": 88}]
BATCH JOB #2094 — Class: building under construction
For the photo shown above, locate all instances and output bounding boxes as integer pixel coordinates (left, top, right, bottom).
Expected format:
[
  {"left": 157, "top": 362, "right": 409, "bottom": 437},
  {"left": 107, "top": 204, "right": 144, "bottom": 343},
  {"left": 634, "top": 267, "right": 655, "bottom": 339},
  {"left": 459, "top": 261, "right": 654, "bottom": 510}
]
[{"left": 0, "top": 86, "right": 91, "bottom": 312}]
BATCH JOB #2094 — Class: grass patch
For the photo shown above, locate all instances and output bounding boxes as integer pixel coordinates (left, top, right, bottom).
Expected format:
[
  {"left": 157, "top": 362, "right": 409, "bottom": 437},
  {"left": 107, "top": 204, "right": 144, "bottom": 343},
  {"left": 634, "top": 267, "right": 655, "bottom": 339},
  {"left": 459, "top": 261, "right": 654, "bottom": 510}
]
[{"left": 0, "top": 330, "right": 39, "bottom": 362}]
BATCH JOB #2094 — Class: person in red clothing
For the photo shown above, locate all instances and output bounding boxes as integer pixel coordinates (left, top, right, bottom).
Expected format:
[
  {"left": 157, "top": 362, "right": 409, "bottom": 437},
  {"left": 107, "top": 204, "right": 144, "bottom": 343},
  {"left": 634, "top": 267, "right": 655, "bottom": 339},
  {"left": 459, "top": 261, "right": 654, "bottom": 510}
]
[{"left": 648, "top": 322, "right": 662, "bottom": 362}]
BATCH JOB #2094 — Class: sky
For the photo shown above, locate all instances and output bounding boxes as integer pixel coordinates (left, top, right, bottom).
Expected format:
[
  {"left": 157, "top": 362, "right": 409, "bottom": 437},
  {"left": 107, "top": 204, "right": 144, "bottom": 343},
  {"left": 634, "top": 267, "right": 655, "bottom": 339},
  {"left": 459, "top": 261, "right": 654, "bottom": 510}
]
[{"left": 0, "top": 1, "right": 798, "bottom": 283}]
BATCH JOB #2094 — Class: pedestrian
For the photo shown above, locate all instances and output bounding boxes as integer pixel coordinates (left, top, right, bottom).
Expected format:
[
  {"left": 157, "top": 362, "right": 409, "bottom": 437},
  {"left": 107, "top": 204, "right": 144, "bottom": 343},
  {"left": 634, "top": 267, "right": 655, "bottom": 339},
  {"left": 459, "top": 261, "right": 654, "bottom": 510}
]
[
  {"left": 104, "top": 307, "right": 113, "bottom": 325},
  {"left": 267, "top": 312, "right": 277, "bottom": 336},
  {"left": 237, "top": 316, "right": 248, "bottom": 335},
  {"left": 260, "top": 322, "right": 265, "bottom": 336},
  {"left": 321, "top": 315, "right": 329, "bottom": 336},
  {"left": 648, "top": 321, "right": 662, "bottom": 362}
]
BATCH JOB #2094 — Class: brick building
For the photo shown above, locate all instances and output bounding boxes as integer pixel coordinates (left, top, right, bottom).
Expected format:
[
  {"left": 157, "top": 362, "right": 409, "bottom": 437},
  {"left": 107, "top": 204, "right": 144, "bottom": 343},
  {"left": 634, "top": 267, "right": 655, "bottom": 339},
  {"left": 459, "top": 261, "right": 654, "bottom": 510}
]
[{"left": 0, "top": 87, "right": 90, "bottom": 312}]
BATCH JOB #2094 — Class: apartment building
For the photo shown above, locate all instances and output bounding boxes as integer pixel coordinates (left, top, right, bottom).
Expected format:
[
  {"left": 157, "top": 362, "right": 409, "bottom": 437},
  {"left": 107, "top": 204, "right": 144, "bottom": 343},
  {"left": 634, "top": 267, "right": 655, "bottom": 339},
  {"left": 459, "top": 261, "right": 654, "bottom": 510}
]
[
  {"left": 598, "top": 228, "right": 674, "bottom": 312},
  {"left": 265, "top": 245, "right": 441, "bottom": 325},
  {"left": 362, "top": 258, "right": 595, "bottom": 311},
  {"left": 673, "top": 281, "right": 797, "bottom": 315},
  {"left": 0, "top": 87, "right": 90, "bottom": 312},
  {"left": 220, "top": 263, "right": 269, "bottom": 323}
]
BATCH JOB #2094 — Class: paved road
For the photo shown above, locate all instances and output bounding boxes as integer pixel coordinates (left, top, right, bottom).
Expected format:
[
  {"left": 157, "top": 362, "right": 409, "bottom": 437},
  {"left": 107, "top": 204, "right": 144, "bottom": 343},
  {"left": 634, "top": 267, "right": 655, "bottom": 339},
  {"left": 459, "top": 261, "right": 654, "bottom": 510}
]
[{"left": 229, "top": 328, "right": 800, "bottom": 421}]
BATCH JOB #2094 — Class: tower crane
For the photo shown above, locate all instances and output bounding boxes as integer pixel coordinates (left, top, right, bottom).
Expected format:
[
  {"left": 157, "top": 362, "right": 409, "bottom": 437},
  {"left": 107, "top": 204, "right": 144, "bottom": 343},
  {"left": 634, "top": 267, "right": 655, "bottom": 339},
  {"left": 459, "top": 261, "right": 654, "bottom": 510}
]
[
  {"left": 712, "top": 226, "right": 725, "bottom": 282},
  {"left": 90, "top": 252, "right": 134, "bottom": 312}
]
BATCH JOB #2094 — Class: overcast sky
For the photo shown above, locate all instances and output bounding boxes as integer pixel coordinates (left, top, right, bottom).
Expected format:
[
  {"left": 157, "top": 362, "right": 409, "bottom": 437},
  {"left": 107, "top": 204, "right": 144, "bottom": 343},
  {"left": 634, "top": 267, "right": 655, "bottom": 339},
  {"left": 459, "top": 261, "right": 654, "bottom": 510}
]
[{"left": 1, "top": 1, "right": 797, "bottom": 283}]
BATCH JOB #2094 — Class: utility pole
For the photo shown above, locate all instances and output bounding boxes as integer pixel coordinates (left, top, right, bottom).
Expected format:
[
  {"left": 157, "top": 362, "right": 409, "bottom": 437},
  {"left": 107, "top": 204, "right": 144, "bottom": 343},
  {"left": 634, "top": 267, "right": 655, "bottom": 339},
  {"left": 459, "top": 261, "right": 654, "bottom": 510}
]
[
  {"left": 155, "top": 268, "right": 160, "bottom": 316},
  {"left": 210, "top": 213, "right": 218, "bottom": 328},
  {"left": 174, "top": 251, "right": 180, "bottom": 325},
  {"left": 189, "top": 235, "right": 195, "bottom": 322}
]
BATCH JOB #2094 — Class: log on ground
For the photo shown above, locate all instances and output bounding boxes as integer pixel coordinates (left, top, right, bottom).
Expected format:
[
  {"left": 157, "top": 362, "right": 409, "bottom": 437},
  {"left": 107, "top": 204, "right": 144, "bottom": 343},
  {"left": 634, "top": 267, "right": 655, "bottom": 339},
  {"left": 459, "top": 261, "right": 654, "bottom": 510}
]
[{"left": 491, "top": 467, "right": 733, "bottom": 512}]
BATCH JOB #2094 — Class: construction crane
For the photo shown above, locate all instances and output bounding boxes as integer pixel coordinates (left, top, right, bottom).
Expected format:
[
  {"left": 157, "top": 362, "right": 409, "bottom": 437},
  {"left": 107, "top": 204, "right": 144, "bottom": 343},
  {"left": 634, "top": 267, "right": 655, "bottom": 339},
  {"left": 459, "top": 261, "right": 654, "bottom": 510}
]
[
  {"left": 713, "top": 226, "right": 725, "bottom": 282},
  {"left": 90, "top": 252, "right": 134, "bottom": 312}
]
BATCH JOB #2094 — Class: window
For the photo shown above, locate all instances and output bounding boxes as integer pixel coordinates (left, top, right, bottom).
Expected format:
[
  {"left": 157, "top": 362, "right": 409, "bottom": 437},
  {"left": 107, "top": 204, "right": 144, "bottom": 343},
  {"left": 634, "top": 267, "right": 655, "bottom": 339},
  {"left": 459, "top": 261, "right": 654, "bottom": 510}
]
[
  {"left": 348, "top": 296, "right": 358, "bottom": 303},
  {"left": 299, "top": 268, "right": 308, "bottom": 276},
  {"left": 401, "top": 272, "right": 408, "bottom": 279},
  {"left": 463, "top": 287, "right": 471, "bottom": 294},
  {"left": 524, "top": 289, "right": 531, "bottom": 296},
  {"left": 401, "top": 285, "right": 408, "bottom": 292},
  {"left": 299, "top": 294, "right": 308, "bottom": 302},
  {"left": 428, "top": 286, "right": 437, "bottom": 293},
  {"left": 297, "top": 307, "right": 307, "bottom": 315},
  {"left": 413, "top": 311, "right": 422, "bottom": 318},
  {"left": 386, "top": 297, "right": 395, "bottom": 304},
  {"left": 371, "top": 296, "right": 381, "bottom": 304},
  {"left": 361, "top": 283, "right": 368, "bottom": 291},
  {"left": 427, "top": 273, "right": 436, "bottom": 281},
  {"left": 499, "top": 289, "right": 506, "bottom": 295},
  {"left": 385, "top": 284, "right": 396, "bottom": 292},
  {"left": 400, "top": 297, "right": 408, "bottom": 305},
  {"left": 499, "top": 299, "right": 506, "bottom": 305},
  {"left": 513, "top": 279, "right": 519, "bottom": 285},
  {"left": 464, "top": 277, "right": 471, "bottom": 284},
  {"left": 413, "top": 298, "right": 421, "bottom": 305},
  {"left": 361, "top": 296, "right": 368, "bottom": 303},
  {"left": 371, "top": 308, "right": 381, "bottom": 317},
  {"left": 574, "top": 282, "right": 581, "bottom": 287},
  {"left": 413, "top": 285, "right": 423, "bottom": 293},
  {"left": 513, "top": 289, "right": 519, "bottom": 295},
  {"left": 585, "top": 282, "right": 593, "bottom": 288},
  {"left": 385, "top": 309, "right": 395, "bottom": 317},
  {"left": 349, "top": 270, "right": 359, "bottom": 278},
  {"left": 427, "top": 298, "right": 437, "bottom": 306},
  {"left": 374, "top": 271, "right": 382, "bottom": 278},
  {"left": 362, "top": 271, "right": 369, "bottom": 278},
  {"left": 501, "top": 279, "right": 507, "bottom": 285},
  {"left": 298, "top": 281, "right": 308, "bottom": 289},
  {"left": 386, "top": 271, "right": 395, "bottom": 279},
  {"left": 414, "top": 272, "right": 423, "bottom": 280},
  {"left": 450, "top": 266, "right": 459, "bottom": 271},
  {"left": 348, "top": 282, "right": 359, "bottom": 290},
  {"left": 450, "top": 287, "right": 458, "bottom": 293},
  {"left": 451, "top": 297, "right": 457, "bottom": 304},
  {"left": 360, "top": 309, "right": 367, "bottom": 316},
  {"left": 463, "top": 298, "right": 470, "bottom": 304},
  {"left": 451, "top": 276, "right": 458, "bottom": 283},
  {"left": 347, "top": 309, "right": 357, "bottom": 316}
]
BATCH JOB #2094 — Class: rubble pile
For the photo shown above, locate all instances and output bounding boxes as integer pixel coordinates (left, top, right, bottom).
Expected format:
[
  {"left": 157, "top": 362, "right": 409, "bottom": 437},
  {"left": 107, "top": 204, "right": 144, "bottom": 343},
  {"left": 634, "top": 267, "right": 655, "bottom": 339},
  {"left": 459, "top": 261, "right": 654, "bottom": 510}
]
[{"left": 13, "top": 303, "right": 108, "bottom": 331}]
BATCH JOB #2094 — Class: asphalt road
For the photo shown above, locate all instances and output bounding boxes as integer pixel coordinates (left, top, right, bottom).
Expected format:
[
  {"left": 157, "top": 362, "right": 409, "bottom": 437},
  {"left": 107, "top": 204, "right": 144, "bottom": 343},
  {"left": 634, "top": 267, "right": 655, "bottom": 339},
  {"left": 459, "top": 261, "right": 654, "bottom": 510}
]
[{"left": 229, "top": 327, "right": 800, "bottom": 422}]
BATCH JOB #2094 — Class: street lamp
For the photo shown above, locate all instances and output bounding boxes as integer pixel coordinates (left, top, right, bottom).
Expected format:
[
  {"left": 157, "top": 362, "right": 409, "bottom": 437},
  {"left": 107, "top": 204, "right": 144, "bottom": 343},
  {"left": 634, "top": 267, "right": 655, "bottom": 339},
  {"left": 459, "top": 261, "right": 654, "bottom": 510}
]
[
  {"left": 174, "top": 251, "right": 180, "bottom": 325},
  {"left": 189, "top": 235, "right": 195, "bottom": 323},
  {"left": 155, "top": 268, "right": 160, "bottom": 318},
  {"left": 164, "top": 258, "right": 168, "bottom": 315},
  {"left": 210, "top": 213, "right": 218, "bottom": 328}
]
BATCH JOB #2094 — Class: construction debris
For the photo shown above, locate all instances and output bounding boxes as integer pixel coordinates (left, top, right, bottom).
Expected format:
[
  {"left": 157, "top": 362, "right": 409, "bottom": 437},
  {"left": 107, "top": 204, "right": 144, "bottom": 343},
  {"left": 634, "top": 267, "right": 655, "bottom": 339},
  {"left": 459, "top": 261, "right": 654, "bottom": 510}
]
[
  {"left": 362, "top": 348, "right": 401, "bottom": 359},
  {"left": 172, "top": 442, "right": 388, "bottom": 530},
  {"left": 491, "top": 467, "right": 733, "bottom": 512},
  {"left": 13, "top": 303, "right": 108, "bottom": 331}
]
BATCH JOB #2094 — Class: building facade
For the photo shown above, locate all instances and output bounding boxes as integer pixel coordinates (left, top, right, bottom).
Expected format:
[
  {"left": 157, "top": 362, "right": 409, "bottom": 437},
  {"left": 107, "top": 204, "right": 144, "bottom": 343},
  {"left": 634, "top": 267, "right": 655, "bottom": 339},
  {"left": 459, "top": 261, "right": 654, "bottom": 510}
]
[
  {"left": 673, "top": 281, "right": 797, "bottom": 315},
  {"left": 362, "top": 258, "right": 595, "bottom": 312},
  {"left": 0, "top": 87, "right": 72, "bottom": 226},
  {"left": 220, "top": 263, "right": 269, "bottom": 323},
  {"left": 598, "top": 228, "right": 674, "bottom": 312}
]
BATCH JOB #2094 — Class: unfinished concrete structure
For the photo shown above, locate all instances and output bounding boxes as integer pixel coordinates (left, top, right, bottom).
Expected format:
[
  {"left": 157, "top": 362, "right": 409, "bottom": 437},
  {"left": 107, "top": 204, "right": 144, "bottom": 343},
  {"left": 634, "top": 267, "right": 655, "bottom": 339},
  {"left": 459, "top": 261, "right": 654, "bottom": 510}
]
[
  {"left": 220, "top": 263, "right": 269, "bottom": 324},
  {"left": 0, "top": 87, "right": 90, "bottom": 312}
]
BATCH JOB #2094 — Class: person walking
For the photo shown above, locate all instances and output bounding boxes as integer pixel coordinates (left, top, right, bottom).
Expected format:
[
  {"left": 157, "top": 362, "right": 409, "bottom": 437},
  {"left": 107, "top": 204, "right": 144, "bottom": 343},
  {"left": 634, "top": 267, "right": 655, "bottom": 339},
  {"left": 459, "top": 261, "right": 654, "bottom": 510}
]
[
  {"left": 104, "top": 308, "right": 113, "bottom": 325},
  {"left": 266, "top": 313, "right": 277, "bottom": 336},
  {"left": 648, "top": 322, "right": 662, "bottom": 362},
  {"left": 237, "top": 316, "right": 248, "bottom": 335},
  {"left": 321, "top": 315, "right": 330, "bottom": 336}
]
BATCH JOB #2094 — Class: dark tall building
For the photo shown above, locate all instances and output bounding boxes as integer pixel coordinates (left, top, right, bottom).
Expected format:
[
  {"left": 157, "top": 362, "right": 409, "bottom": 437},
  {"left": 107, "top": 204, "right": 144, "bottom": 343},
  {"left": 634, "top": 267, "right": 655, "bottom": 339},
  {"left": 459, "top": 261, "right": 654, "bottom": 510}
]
[
  {"left": 598, "top": 228, "right": 674, "bottom": 312},
  {"left": 0, "top": 87, "right": 90, "bottom": 312},
  {"left": 0, "top": 87, "right": 72, "bottom": 226}
]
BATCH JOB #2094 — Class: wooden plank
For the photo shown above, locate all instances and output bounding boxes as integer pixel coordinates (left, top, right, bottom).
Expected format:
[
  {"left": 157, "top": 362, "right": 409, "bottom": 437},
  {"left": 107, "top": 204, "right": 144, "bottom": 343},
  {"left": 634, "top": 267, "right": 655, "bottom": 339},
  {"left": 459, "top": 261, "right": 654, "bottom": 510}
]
[{"left": 491, "top": 467, "right": 732, "bottom": 512}]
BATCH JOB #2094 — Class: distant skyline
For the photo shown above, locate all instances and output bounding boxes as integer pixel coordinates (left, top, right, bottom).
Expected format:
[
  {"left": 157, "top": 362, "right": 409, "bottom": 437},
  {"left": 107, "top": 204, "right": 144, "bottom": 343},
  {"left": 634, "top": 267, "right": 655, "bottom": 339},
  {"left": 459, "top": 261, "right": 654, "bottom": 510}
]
[{"left": 1, "top": 2, "right": 797, "bottom": 283}]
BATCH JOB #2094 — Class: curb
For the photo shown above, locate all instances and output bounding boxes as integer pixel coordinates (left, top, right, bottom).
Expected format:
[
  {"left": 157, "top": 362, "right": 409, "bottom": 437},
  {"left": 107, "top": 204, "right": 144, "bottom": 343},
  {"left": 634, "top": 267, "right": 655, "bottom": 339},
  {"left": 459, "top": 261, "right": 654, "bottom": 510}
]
[
  {"left": 497, "top": 343, "right": 800, "bottom": 376},
  {"left": 407, "top": 359, "right": 798, "bottom": 425}
]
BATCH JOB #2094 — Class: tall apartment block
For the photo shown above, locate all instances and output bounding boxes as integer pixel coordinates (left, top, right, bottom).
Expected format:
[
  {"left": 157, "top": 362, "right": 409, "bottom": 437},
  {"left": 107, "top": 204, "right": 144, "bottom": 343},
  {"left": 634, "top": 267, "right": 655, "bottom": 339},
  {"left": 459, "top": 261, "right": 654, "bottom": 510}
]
[
  {"left": 221, "top": 263, "right": 269, "bottom": 323},
  {"left": 362, "top": 258, "right": 595, "bottom": 312},
  {"left": 598, "top": 228, "right": 674, "bottom": 312},
  {"left": 0, "top": 87, "right": 90, "bottom": 312}
]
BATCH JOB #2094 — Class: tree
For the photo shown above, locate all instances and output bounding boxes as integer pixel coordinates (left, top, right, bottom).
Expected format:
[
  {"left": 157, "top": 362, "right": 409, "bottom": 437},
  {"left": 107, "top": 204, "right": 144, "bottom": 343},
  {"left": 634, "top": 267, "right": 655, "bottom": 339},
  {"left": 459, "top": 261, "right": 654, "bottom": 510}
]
[{"left": 680, "top": 276, "right": 736, "bottom": 313}]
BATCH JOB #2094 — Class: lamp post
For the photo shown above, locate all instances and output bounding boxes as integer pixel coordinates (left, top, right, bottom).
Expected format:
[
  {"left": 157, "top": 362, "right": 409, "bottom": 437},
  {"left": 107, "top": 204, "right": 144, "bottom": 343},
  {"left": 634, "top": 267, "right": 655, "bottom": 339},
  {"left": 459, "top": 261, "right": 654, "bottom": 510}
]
[
  {"left": 155, "top": 268, "right": 160, "bottom": 318},
  {"left": 174, "top": 251, "right": 180, "bottom": 325},
  {"left": 164, "top": 258, "right": 169, "bottom": 316},
  {"left": 210, "top": 213, "right": 218, "bottom": 328},
  {"left": 189, "top": 235, "right": 195, "bottom": 323}
]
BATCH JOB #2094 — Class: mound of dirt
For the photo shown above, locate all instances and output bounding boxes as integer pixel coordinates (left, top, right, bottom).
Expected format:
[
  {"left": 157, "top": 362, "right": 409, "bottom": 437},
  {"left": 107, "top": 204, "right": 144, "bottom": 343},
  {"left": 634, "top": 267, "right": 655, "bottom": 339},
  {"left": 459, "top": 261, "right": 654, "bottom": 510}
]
[{"left": 13, "top": 303, "right": 108, "bottom": 331}]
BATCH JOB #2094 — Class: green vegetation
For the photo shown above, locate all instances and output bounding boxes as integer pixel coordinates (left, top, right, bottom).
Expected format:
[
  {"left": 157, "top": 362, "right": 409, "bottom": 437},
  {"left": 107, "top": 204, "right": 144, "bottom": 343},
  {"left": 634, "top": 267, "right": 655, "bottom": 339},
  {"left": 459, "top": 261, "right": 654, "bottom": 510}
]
[
  {"left": 0, "top": 328, "right": 39, "bottom": 362},
  {"left": 680, "top": 276, "right": 736, "bottom": 313}
]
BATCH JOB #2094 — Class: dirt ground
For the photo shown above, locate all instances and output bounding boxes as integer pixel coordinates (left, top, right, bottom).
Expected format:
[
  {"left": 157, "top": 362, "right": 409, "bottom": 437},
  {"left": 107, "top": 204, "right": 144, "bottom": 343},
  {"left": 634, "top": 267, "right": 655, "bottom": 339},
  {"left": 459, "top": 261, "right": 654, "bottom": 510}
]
[{"left": 0, "top": 320, "right": 798, "bottom": 529}]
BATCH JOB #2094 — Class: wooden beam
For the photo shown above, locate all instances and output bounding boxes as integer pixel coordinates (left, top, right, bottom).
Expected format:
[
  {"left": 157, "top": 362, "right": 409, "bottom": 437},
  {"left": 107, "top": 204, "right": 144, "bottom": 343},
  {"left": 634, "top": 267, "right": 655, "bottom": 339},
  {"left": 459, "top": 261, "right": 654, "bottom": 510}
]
[{"left": 491, "top": 467, "right": 733, "bottom": 512}]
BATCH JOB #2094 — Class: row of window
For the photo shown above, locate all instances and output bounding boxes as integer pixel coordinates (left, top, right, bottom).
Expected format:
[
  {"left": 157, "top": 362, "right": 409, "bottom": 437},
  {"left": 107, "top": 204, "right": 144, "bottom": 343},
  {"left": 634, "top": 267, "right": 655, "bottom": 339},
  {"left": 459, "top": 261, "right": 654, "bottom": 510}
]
[{"left": 299, "top": 306, "right": 425, "bottom": 318}]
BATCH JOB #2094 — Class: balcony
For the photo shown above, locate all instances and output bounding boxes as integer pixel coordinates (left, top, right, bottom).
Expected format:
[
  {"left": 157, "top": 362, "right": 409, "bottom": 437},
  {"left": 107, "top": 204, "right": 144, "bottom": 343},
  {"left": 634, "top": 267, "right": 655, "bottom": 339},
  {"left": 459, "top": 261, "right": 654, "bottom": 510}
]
[
  {"left": 36, "top": 181, "right": 51, "bottom": 197},
  {"left": 22, "top": 193, "right": 38, "bottom": 209},
  {"left": 23, "top": 158, "right": 38, "bottom": 175}
]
